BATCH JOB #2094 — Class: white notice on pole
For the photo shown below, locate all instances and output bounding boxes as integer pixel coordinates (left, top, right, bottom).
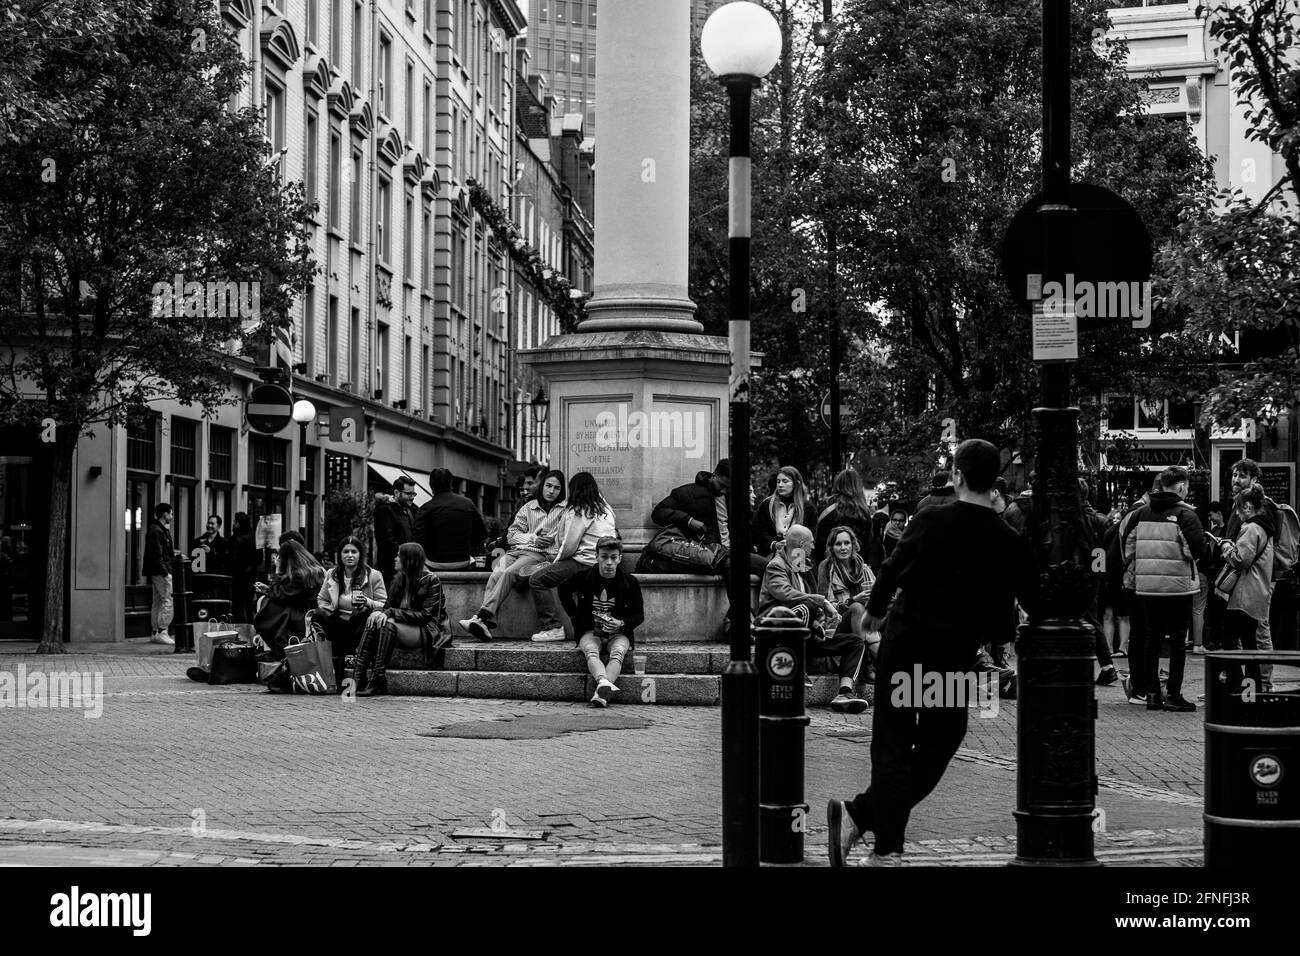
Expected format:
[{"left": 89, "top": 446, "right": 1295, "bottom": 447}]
[
  {"left": 255, "top": 514, "right": 282, "bottom": 549},
  {"left": 1032, "top": 302, "right": 1078, "bottom": 362}
]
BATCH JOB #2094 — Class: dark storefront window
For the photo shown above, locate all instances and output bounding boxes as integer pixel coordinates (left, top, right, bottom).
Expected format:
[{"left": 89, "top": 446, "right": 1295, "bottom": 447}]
[
  {"left": 170, "top": 418, "right": 197, "bottom": 477},
  {"left": 0, "top": 428, "right": 47, "bottom": 638},
  {"left": 127, "top": 415, "right": 158, "bottom": 471},
  {"left": 326, "top": 452, "right": 353, "bottom": 493},
  {"left": 247, "top": 435, "right": 289, "bottom": 524}
]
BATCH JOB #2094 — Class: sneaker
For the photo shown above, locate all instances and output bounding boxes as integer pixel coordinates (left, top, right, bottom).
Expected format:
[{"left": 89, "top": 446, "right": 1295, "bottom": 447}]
[
  {"left": 150, "top": 630, "right": 175, "bottom": 646},
  {"left": 589, "top": 690, "right": 608, "bottom": 708},
  {"left": 596, "top": 678, "right": 619, "bottom": 703},
  {"left": 530, "top": 627, "right": 566, "bottom": 642},
  {"left": 826, "top": 799, "right": 863, "bottom": 868},
  {"left": 830, "top": 691, "right": 869, "bottom": 715},
  {"left": 1112, "top": 649, "right": 1127, "bottom": 659},
  {"left": 1095, "top": 666, "right": 1118, "bottom": 687},
  {"left": 1122, "top": 677, "right": 1148, "bottom": 704},
  {"left": 858, "top": 852, "right": 903, "bottom": 867},
  {"left": 1162, "top": 694, "right": 1196, "bottom": 713},
  {"left": 1146, "top": 692, "right": 1164, "bottom": 711},
  {"left": 460, "top": 616, "right": 493, "bottom": 642}
]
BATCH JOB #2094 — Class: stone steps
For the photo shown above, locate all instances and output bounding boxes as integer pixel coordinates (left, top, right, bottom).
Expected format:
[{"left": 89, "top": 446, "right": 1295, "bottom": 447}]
[
  {"left": 387, "top": 669, "right": 848, "bottom": 706},
  {"left": 384, "top": 640, "right": 853, "bottom": 707}
]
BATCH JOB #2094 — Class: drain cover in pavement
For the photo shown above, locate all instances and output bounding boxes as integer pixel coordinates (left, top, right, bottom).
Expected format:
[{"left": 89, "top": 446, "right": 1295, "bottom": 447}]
[{"left": 421, "top": 712, "right": 653, "bottom": 739}]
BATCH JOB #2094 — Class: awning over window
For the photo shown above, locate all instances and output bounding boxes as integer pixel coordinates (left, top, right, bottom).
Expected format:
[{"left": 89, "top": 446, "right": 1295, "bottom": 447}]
[{"left": 367, "top": 461, "right": 432, "bottom": 507}]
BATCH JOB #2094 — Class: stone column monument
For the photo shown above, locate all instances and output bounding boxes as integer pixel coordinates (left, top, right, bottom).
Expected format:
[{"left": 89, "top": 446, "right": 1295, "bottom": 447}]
[{"left": 520, "top": 0, "right": 741, "bottom": 554}]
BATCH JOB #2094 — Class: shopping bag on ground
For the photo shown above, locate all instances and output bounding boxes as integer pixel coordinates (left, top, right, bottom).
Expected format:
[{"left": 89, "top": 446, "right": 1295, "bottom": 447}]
[
  {"left": 285, "top": 638, "right": 337, "bottom": 694},
  {"left": 197, "top": 619, "right": 247, "bottom": 670},
  {"left": 209, "top": 641, "right": 257, "bottom": 685}
]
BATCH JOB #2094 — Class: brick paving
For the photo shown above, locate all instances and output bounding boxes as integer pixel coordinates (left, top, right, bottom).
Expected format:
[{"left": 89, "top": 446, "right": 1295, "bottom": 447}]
[{"left": 0, "top": 646, "right": 1212, "bottom": 865}]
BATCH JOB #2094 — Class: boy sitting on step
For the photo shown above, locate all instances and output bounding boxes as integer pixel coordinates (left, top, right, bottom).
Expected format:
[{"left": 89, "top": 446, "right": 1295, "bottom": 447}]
[{"left": 559, "top": 536, "right": 645, "bottom": 708}]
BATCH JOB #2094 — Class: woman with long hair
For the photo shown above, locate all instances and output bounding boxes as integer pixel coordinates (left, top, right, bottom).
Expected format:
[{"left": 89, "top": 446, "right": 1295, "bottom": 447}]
[
  {"left": 351, "top": 542, "right": 450, "bottom": 696},
  {"left": 527, "top": 472, "right": 617, "bottom": 642},
  {"left": 460, "top": 469, "right": 566, "bottom": 641},
  {"left": 313, "top": 536, "right": 387, "bottom": 668},
  {"left": 816, "top": 526, "right": 880, "bottom": 679},
  {"left": 814, "top": 468, "right": 875, "bottom": 564},
  {"left": 252, "top": 539, "right": 326, "bottom": 657},
  {"left": 753, "top": 465, "right": 815, "bottom": 556}
]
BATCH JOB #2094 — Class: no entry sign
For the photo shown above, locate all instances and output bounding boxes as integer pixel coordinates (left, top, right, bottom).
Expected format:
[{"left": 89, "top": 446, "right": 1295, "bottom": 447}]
[{"left": 246, "top": 383, "right": 293, "bottom": 434}]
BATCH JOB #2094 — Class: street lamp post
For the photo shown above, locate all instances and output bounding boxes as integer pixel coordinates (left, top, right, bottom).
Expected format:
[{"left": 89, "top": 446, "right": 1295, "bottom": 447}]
[
  {"left": 702, "top": 0, "right": 783, "bottom": 869},
  {"left": 1011, "top": 0, "right": 1098, "bottom": 867},
  {"left": 814, "top": 0, "right": 841, "bottom": 473},
  {"left": 292, "top": 399, "right": 316, "bottom": 550}
]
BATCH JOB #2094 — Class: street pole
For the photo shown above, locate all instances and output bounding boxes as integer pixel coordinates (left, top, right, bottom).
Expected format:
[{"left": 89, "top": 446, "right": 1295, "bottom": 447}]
[
  {"left": 1012, "top": 0, "right": 1098, "bottom": 867},
  {"left": 722, "top": 74, "right": 761, "bottom": 868},
  {"left": 820, "top": 1, "right": 841, "bottom": 474}
]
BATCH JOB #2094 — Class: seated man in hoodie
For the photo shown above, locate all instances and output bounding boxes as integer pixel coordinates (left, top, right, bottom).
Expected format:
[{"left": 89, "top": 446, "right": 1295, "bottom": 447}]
[
  {"left": 642, "top": 459, "right": 769, "bottom": 574},
  {"left": 758, "top": 525, "right": 869, "bottom": 714},
  {"left": 560, "top": 537, "right": 645, "bottom": 708}
]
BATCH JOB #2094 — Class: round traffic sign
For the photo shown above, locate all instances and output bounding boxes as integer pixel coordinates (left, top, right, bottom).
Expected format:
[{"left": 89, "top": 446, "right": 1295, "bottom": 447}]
[
  {"left": 246, "top": 383, "right": 293, "bottom": 434},
  {"left": 999, "top": 182, "right": 1152, "bottom": 317},
  {"left": 820, "top": 391, "right": 853, "bottom": 429}
]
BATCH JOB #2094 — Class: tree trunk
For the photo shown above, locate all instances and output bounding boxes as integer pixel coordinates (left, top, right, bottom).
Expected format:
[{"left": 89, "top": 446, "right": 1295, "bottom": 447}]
[{"left": 36, "top": 429, "right": 75, "bottom": 654}]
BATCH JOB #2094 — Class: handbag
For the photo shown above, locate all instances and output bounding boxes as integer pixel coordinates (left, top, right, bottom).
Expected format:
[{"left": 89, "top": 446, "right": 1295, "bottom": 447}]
[
  {"left": 208, "top": 641, "right": 257, "bottom": 685},
  {"left": 643, "top": 526, "right": 726, "bottom": 572},
  {"left": 1214, "top": 531, "right": 1265, "bottom": 602},
  {"left": 285, "top": 636, "right": 337, "bottom": 694}
]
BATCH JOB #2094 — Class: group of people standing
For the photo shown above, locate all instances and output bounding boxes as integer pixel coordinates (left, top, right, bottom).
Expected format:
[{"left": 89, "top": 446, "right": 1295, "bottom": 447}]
[{"left": 1098, "top": 458, "right": 1290, "bottom": 711}]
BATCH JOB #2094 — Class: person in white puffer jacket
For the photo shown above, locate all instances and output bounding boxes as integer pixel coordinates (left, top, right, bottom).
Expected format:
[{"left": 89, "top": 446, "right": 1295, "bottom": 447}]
[
  {"left": 528, "top": 472, "right": 618, "bottom": 642},
  {"left": 459, "top": 469, "right": 566, "bottom": 641}
]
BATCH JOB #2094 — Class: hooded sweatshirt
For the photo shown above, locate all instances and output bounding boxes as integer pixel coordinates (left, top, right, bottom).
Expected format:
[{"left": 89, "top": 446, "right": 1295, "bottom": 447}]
[{"left": 1121, "top": 490, "right": 1211, "bottom": 596}]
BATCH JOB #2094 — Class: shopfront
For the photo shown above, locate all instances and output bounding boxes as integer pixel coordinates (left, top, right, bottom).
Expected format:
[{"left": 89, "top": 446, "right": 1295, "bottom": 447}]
[{"left": 0, "top": 425, "right": 53, "bottom": 640}]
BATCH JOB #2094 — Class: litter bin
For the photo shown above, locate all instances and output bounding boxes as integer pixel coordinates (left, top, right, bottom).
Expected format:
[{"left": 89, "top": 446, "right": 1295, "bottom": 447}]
[{"left": 1204, "top": 649, "right": 1300, "bottom": 867}]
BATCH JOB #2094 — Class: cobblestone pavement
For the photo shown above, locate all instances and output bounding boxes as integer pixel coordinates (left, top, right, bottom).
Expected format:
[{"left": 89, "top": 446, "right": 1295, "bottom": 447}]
[{"left": 0, "top": 646, "right": 1214, "bottom": 866}]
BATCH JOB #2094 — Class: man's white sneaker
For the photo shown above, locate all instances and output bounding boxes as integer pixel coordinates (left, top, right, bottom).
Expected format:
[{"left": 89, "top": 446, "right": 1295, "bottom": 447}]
[
  {"left": 596, "top": 678, "right": 619, "bottom": 703},
  {"left": 460, "top": 616, "right": 492, "bottom": 642},
  {"left": 590, "top": 691, "right": 608, "bottom": 708},
  {"left": 858, "top": 852, "right": 903, "bottom": 867},
  {"left": 530, "top": 627, "right": 566, "bottom": 642},
  {"left": 150, "top": 631, "right": 175, "bottom": 646}
]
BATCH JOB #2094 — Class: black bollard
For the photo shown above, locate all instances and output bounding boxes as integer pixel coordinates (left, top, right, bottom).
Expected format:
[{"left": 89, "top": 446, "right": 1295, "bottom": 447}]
[
  {"left": 1012, "top": 620, "right": 1099, "bottom": 866},
  {"left": 755, "top": 610, "right": 810, "bottom": 864}
]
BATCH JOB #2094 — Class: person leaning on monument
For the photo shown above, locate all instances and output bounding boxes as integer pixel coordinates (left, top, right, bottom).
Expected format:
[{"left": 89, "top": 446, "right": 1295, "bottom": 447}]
[{"left": 413, "top": 467, "right": 488, "bottom": 571}]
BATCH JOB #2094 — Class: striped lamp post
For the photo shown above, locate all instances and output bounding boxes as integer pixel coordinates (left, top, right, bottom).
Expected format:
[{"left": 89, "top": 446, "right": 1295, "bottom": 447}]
[{"left": 702, "top": 0, "right": 783, "bottom": 869}]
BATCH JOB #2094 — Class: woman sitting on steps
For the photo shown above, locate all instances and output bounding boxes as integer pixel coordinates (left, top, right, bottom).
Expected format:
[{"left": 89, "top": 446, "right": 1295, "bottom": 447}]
[{"left": 350, "top": 542, "right": 450, "bottom": 697}]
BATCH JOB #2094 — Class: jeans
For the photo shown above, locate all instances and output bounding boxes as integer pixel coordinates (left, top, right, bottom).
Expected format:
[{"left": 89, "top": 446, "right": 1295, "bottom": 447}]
[
  {"left": 1257, "top": 593, "right": 1274, "bottom": 682},
  {"left": 578, "top": 632, "right": 631, "bottom": 682},
  {"left": 149, "top": 573, "right": 174, "bottom": 633},
  {"left": 1221, "top": 609, "right": 1264, "bottom": 691},
  {"left": 478, "top": 551, "right": 548, "bottom": 623},
  {"left": 1125, "top": 589, "right": 1147, "bottom": 695},
  {"left": 529, "top": 558, "right": 588, "bottom": 630},
  {"left": 1137, "top": 594, "right": 1192, "bottom": 699},
  {"left": 847, "top": 641, "right": 968, "bottom": 856}
]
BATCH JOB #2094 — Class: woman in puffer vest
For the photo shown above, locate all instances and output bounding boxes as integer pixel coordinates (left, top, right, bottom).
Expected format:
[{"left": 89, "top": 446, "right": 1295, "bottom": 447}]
[{"left": 1216, "top": 485, "right": 1273, "bottom": 689}]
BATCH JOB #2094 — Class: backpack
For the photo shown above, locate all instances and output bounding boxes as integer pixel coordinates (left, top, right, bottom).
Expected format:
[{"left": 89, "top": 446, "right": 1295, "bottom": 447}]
[{"left": 1273, "top": 504, "right": 1300, "bottom": 577}]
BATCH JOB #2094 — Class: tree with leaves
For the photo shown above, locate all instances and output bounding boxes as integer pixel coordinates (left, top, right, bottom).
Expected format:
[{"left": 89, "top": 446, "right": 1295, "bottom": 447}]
[
  {"left": 1158, "top": 0, "right": 1299, "bottom": 429},
  {"left": 0, "top": 0, "right": 315, "bottom": 652},
  {"left": 805, "top": 0, "right": 1216, "bottom": 487}
]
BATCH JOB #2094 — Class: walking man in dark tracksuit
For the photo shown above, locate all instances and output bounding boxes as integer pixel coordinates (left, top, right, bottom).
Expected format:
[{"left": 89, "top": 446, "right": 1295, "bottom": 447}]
[{"left": 827, "top": 439, "right": 1037, "bottom": 866}]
